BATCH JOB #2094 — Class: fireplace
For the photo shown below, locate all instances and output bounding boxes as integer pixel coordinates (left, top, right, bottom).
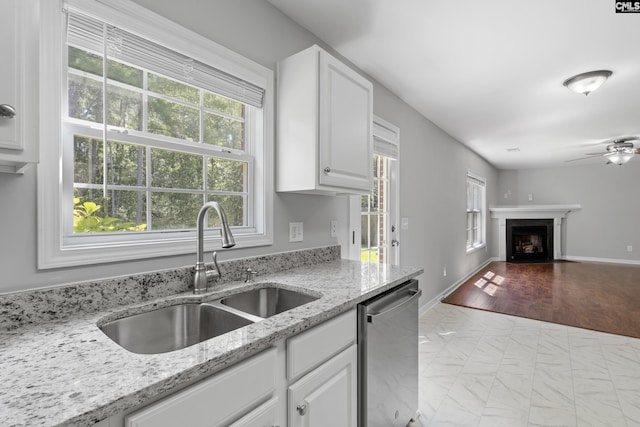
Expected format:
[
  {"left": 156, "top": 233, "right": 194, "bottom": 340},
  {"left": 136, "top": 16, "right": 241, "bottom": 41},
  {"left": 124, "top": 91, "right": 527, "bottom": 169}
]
[
  {"left": 506, "top": 219, "right": 554, "bottom": 262},
  {"left": 489, "top": 205, "right": 581, "bottom": 262}
]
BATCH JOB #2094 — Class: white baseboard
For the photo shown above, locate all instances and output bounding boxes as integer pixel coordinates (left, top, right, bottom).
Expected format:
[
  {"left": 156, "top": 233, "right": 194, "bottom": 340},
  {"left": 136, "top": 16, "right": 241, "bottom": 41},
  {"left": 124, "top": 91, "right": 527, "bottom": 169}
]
[
  {"left": 419, "top": 257, "right": 498, "bottom": 316},
  {"left": 562, "top": 255, "right": 640, "bottom": 266}
]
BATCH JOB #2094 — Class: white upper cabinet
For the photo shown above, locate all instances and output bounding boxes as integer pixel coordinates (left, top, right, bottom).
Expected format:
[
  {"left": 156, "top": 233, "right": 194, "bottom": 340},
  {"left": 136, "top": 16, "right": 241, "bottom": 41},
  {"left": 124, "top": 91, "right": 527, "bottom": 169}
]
[
  {"left": 0, "top": 0, "right": 39, "bottom": 174},
  {"left": 277, "top": 45, "right": 373, "bottom": 195}
]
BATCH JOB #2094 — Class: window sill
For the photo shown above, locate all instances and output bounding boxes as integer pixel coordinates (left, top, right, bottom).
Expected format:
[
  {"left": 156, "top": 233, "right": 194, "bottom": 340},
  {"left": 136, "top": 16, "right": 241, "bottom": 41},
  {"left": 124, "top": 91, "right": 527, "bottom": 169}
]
[
  {"left": 38, "top": 232, "right": 273, "bottom": 269},
  {"left": 466, "top": 244, "right": 486, "bottom": 255}
]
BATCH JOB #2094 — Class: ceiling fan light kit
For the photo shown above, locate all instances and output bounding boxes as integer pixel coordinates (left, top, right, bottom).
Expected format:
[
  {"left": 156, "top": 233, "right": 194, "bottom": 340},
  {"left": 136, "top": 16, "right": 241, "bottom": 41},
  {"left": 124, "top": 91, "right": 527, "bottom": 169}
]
[
  {"left": 605, "top": 142, "right": 638, "bottom": 165},
  {"left": 563, "top": 70, "right": 612, "bottom": 96},
  {"left": 566, "top": 137, "right": 640, "bottom": 165},
  {"left": 606, "top": 152, "right": 634, "bottom": 165}
]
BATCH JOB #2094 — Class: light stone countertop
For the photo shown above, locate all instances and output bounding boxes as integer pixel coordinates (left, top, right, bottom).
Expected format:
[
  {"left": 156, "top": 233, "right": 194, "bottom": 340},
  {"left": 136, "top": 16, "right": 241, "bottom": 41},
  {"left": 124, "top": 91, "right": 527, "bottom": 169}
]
[{"left": 0, "top": 258, "right": 422, "bottom": 427}]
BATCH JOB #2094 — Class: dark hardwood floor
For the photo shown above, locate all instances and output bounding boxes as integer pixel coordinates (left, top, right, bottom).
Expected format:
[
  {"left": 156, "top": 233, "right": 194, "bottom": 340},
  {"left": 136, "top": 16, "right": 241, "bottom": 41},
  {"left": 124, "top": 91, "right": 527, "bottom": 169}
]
[{"left": 443, "top": 260, "right": 640, "bottom": 338}]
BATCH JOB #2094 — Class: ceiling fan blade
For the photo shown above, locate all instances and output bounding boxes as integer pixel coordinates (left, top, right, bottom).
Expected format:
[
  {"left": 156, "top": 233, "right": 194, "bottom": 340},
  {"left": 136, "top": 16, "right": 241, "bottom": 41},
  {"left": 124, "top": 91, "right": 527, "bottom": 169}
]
[
  {"left": 565, "top": 155, "right": 604, "bottom": 163},
  {"left": 611, "top": 136, "right": 640, "bottom": 144},
  {"left": 584, "top": 152, "right": 607, "bottom": 156}
]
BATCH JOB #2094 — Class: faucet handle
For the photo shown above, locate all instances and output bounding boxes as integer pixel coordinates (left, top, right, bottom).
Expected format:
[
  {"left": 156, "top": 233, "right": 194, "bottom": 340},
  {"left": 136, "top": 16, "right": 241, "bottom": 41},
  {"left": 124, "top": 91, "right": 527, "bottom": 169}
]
[
  {"left": 244, "top": 267, "right": 258, "bottom": 283},
  {"left": 207, "top": 251, "right": 221, "bottom": 281}
]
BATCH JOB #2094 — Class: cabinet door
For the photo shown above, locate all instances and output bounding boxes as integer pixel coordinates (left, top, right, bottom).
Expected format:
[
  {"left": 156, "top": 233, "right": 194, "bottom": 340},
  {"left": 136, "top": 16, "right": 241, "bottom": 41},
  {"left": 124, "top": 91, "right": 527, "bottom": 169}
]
[
  {"left": 0, "top": 0, "right": 38, "bottom": 173},
  {"left": 288, "top": 345, "right": 357, "bottom": 427},
  {"left": 0, "top": 0, "right": 22, "bottom": 151},
  {"left": 318, "top": 51, "right": 373, "bottom": 193}
]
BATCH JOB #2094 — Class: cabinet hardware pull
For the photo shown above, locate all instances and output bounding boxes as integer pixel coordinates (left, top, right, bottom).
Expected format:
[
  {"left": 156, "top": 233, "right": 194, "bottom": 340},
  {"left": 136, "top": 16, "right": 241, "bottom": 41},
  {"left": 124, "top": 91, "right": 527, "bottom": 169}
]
[
  {"left": 323, "top": 166, "right": 331, "bottom": 174},
  {"left": 0, "top": 104, "right": 16, "bottom": 119},
  {"left": 296, "top": 403, "right": 307, "bottom": 415}
]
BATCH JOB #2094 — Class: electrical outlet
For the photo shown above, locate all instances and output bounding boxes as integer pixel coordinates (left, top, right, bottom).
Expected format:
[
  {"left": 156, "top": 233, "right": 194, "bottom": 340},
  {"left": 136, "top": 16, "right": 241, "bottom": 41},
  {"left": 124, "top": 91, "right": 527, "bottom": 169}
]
[
  {"left": 330, "top": 220, "right": 338, "bottom": 237},
  {"left": 528, "top": 193, "right": 534, "bottom": 201},
  {"left": 289, "top": 222, "right": 303, "bottom": 242},
  {"left": 627, "top": 245, "right": 633, "bottom": 252},
  {"left": 443, "top": 267, "right": 447, "bottom": 277}
]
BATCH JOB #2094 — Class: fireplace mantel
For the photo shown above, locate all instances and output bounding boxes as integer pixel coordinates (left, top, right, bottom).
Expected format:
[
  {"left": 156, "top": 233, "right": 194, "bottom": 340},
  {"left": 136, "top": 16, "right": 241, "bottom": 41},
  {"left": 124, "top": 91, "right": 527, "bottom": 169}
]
[{"left": 490, "top": 204, "right": 581, "bottom": 261}]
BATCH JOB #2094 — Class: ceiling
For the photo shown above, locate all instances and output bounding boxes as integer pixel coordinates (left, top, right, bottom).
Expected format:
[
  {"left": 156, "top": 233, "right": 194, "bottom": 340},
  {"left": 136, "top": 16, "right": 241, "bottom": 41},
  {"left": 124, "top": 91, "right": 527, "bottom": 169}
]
[{"left": 267, "top": 0, "right": 640, "bottom": 169}]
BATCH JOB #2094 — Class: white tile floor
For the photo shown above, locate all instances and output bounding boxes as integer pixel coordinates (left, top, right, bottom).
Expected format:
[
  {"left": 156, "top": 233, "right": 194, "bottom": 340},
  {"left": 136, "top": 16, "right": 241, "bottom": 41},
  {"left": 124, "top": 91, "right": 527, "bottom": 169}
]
[{"left": 418, "top": 303, "right": 640, "bottom": 427}]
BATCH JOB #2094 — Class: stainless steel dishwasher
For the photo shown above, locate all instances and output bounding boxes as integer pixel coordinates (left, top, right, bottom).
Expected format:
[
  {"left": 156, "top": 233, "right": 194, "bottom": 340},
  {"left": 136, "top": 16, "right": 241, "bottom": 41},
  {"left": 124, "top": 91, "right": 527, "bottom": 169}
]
[{"left": 358, "top": 279, "right": 421, "bottom": 427}]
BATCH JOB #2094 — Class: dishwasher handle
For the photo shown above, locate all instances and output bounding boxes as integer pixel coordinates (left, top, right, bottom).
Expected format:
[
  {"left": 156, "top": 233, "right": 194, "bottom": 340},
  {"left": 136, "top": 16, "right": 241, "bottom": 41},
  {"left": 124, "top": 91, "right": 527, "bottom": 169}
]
[{"left": 366, "top": 288, "right": 422, "bottom": 324}]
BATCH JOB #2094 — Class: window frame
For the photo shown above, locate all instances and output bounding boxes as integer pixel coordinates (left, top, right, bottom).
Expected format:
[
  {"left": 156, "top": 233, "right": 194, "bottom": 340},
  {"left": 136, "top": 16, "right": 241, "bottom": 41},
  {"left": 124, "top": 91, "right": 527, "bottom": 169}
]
[
  {"left": 466, "top": 171, "right": 486, "bottom": 253},
  {"left": 37, "top": 0, "right": 274, "bottom": 269}
]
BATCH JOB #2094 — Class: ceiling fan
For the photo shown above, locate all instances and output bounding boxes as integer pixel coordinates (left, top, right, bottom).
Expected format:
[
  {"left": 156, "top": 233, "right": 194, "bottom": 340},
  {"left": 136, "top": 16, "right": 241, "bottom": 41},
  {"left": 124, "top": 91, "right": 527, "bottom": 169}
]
[{"left": 567, "top": 137, "right": 640, "bottom": 165}]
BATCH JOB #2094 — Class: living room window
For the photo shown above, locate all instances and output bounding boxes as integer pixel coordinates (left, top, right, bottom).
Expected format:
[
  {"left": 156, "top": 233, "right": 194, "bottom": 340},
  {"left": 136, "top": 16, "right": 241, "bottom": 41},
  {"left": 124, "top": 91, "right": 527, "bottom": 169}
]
[
  {"left": 466, "top": 171, "right": 486, "bottom": 252},
  {"left": 38, "top": 0, "right": 273, "bottom": 268}
]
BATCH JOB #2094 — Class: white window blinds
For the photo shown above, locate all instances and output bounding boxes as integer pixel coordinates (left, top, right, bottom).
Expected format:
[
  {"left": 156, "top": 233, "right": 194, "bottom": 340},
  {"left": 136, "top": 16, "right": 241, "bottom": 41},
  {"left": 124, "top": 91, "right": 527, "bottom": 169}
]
[
  {"left": 466, "top": 173, "right": 485, "bottom": 212},
  {"left": 66, "top": 10, "right": 265, "bottom": 108},
  {"left": 373, "top": 118, "right": 399, "bottom": 159}
]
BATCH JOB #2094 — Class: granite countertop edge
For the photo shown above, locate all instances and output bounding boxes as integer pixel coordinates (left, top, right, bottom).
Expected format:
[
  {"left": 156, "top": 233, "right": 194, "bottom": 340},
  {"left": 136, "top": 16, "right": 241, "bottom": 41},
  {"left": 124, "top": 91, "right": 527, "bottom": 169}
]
[{"left": 0, "top": 259, "right": 423, "bottom": 427}]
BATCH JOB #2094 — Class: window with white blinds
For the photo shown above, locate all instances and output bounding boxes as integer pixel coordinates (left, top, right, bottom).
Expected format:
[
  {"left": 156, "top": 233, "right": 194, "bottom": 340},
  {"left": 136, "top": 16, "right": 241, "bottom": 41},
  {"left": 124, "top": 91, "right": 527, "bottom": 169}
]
[
  {"left": 466, "top": 172, "right": 486, "bottom": 251},
  {"left": 66, "top": 11, "right": 264, "bottom": 108},
  {"left": 38, "top": 0, "right": 273, "bottom": 268}
]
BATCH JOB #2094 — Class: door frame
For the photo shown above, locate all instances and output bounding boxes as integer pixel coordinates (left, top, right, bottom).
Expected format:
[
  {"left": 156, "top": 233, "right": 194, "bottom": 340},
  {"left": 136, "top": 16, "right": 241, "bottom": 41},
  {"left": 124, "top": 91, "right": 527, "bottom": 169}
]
[{"left": 347, "top": 116, "right": 400, "bottom": 264}]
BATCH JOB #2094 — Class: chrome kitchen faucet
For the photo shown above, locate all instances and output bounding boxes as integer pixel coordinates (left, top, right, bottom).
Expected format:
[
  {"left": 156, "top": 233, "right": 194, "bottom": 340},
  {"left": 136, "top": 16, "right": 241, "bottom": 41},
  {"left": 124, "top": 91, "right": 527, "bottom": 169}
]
[{"left": 193, "top": 202, "right": 236, "bottom": 294}]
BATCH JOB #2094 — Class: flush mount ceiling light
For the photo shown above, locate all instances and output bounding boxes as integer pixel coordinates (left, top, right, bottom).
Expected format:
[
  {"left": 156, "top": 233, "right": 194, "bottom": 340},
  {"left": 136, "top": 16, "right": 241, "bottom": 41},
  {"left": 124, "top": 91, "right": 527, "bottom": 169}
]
[{"left": 563, "top": 70, "right": 612, "bottom": 96}]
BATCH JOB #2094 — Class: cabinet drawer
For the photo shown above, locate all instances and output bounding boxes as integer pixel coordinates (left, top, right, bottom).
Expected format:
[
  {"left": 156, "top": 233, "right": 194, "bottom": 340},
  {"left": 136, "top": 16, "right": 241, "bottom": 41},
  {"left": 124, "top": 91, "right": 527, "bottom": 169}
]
[
  {"left": 228, "top": 397, "right": 279, "bottom": 427},
  {"left": 125, "top": 348, "right": 276, "bottom": 427},
  {"left": 287, "top": 309, "right": 356, "bottom": 381}
]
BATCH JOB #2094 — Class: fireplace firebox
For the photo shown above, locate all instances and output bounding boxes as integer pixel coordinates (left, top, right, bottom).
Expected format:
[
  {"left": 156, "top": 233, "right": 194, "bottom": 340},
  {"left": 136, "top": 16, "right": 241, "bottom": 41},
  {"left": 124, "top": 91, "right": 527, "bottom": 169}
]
[{"left": 506, "top": 219, "right": 554, "bottom": 262}]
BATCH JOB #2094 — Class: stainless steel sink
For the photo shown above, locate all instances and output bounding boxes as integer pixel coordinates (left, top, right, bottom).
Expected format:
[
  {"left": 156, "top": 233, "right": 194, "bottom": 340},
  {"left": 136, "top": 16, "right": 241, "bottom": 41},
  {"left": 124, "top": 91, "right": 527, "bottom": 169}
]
[
  {"left": 219, "top": 286, "right": 319, "bottom": 318},
  {"left": 100, "top": 303, "right": 254, "bottom": 354}
]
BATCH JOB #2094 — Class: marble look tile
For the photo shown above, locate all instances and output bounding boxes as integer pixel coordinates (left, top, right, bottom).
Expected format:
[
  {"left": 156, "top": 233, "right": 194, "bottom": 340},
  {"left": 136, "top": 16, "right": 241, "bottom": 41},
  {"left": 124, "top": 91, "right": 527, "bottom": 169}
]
[
  {"left": 421, "top": 358, "right": 465, "bottom": 385},
  {"left": 528, "top": 405, "right": 577, "bottom": 427},
  {"left": 576, "top": 412, "right": 628, "bottom": 427},
  {"left": 420, "top": 303, "right": 640, "bottom": 427},
  {"left": 573, "top": 377, "right": 625, "bottom": 421},
  {"left": 478, "top": 413, "right": 529, "bottom": 427},
  {"left": 443, "top": 336, "right": 481, "bottom": 361},
  {"left": 428, "top": 395, "right": 481, "bottom": 426},
  {"left": 617, "top": 388, "right": 640, "bottom": 425},
  {"left": 447, "top": 372, "right": 495, "bottom": 416},
  {"left": 536, "top": 334, "right": 571, "bottom": 365},
  {"left": 419, "top": 377, "right": 449, "bottom": 424},
  {"left": 531, "top": 368, "right": 575, "bottom": 409}
]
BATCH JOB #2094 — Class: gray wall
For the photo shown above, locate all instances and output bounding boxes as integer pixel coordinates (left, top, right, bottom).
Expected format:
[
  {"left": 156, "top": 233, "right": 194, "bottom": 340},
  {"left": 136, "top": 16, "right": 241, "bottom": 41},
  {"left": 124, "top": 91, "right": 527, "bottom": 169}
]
[
  {"left": 0, "top": 0, "right": 497, "bottom": 303},
  {"left": 497, "top": 161, "right": 640, "bottom": 262}
]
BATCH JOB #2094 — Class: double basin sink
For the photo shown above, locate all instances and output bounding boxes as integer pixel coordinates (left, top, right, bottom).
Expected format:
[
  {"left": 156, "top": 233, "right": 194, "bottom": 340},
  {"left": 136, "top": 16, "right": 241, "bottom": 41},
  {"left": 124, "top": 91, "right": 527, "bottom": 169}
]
[{"left": 99, "top": 285, "right": 319, "bottom": 354}]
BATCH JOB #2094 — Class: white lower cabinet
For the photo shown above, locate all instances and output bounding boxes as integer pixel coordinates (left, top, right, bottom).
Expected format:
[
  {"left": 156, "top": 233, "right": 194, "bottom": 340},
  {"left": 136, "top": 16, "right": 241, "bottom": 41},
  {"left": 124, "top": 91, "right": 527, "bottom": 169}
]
[
  {"left": 114, "top": 309, "right": 357, "bottom": 427},
  {"left": 287, "top": 346, "right": 357, "bottom": 427},
  {"left": 286, "top": 309, "right": 357, "bottom": 427},
  {"left": 125, "top": 348, "right": 277, "bottom": 427}
]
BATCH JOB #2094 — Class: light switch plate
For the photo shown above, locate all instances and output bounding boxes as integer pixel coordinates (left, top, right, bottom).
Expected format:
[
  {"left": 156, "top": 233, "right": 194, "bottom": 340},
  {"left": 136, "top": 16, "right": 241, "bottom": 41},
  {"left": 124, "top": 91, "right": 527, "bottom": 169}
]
[
  {"left": 289, "top": 222, "right": 303, "bottom": 242},
  {"left": 401, "top": 217, "right": 409, "bottom": 230}
]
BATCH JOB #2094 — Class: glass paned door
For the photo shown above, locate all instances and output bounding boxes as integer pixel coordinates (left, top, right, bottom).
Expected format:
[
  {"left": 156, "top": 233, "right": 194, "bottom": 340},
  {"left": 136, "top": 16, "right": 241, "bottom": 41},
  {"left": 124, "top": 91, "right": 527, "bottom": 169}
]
[{"left": 361, "top": 154, "right": 394, "bottom": 263}]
